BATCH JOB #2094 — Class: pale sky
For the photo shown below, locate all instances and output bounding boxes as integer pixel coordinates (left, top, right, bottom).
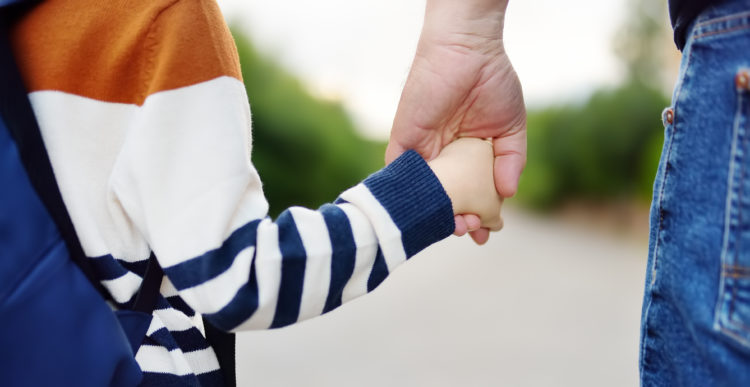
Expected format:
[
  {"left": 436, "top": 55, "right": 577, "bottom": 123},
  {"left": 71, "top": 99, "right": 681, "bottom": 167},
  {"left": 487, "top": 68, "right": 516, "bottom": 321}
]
[{"left": 217, "top": 0, "right": 631, "bottom": 139}]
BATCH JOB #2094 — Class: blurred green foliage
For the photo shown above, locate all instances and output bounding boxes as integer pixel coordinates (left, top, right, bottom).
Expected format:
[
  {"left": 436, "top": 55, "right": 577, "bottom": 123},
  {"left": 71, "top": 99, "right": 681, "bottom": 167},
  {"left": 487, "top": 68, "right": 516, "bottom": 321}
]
[
  {"left": 517, "top": 82, "right": 668, "bottom": 209},
  {"left": 232, "top": 30, "right": 385, "bottom": 217},
  {"left": 517, "top": 0, "right": 671, "bottom": 209}
]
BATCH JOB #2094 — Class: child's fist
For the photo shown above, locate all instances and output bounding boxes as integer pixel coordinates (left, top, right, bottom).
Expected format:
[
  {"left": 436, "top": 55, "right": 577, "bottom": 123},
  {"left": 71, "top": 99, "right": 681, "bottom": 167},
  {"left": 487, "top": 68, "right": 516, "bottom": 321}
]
[{"left": 428, "top": 138, "right": 503, "bottom": 231}]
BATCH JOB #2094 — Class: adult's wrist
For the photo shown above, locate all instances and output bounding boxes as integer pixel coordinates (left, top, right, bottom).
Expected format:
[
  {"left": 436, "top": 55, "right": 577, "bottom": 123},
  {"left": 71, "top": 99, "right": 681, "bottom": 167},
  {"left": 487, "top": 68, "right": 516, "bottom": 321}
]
[{"left": 422, "top": 0, "right": 508, "bottom": 44}]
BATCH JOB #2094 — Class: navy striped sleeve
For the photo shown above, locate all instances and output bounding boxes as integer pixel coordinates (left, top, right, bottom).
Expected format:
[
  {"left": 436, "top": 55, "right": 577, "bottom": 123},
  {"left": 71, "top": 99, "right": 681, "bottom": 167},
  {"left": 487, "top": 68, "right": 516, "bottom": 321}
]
[
  {"left": 163, "top": 149, "right": 455, "bottom": 331},
  {"left": 271, "top": 210, "right": 307, "bottom": 328},
  {"left": 363, "top": 150, "right": 455, "bottom": 257},
  {"left": 320, "top": 204, "right": 356, "bottom": 313}
]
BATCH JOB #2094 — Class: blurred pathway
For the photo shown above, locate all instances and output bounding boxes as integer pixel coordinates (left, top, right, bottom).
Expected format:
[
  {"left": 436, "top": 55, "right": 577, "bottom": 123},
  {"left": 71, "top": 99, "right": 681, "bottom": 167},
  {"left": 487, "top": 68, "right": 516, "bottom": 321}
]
[{"left": 236, "top": 206, "right": 648, "bottom": 386}]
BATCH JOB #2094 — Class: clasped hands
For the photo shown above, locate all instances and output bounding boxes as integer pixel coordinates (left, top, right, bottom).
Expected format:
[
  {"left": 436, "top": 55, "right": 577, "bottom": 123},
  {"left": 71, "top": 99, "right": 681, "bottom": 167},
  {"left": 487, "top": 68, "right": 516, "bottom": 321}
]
[{"left": 386, "top": 0, "right": 526, "bottom": 245}]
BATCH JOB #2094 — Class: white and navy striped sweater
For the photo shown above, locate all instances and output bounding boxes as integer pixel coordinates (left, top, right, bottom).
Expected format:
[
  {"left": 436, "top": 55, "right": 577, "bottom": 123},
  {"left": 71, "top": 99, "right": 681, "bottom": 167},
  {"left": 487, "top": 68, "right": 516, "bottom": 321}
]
[{"left": 10, "top": 0, "right": 455, "bottom": 385}]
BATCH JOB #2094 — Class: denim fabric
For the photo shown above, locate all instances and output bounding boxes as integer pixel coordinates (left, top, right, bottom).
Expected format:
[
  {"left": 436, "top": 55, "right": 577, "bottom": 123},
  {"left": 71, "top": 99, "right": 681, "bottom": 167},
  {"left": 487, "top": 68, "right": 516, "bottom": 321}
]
[{"left": 640, "top": 1, "right": 750, "bottom": 385}]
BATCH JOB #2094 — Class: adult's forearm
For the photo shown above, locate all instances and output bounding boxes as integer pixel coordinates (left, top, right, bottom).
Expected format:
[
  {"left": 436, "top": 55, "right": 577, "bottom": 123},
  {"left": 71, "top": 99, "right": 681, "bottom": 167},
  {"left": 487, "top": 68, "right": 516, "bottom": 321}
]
[{"left": 422, "top": 0, "right": 509, "bottom": 42}]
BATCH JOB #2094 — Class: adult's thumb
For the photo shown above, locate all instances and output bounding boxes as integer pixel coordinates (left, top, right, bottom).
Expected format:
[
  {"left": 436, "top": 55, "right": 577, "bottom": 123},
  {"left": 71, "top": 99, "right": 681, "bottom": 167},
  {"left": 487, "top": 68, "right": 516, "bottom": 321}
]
[
  {"left": 385, "top": 142, "right": 407, "bottom": 165},
  {"left": 492, "top": 130, "right": 527, "bottom": 198}
]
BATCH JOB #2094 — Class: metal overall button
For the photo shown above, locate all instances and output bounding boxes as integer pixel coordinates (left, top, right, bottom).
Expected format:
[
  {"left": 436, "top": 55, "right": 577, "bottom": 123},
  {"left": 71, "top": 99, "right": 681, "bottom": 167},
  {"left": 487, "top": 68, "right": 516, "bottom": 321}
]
[
  {"left": 662, "top": 107, "right": 674, "bottom": 126},
  {"left": 737, "top": 69, "right": 750, "bottom": 91}
]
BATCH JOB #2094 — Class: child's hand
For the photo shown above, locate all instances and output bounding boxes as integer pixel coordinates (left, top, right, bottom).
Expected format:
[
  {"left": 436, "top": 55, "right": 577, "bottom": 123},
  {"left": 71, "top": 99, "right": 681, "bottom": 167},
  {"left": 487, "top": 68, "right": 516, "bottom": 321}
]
[{"left": 428, "top": 137, "right": 503, "bottom": 231}]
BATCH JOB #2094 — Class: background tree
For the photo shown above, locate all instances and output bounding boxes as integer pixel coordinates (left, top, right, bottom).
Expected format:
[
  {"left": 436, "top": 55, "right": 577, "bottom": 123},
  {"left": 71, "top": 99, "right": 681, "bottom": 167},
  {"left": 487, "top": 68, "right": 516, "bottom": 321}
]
[
  {"left": 614, "top": 0, "right": 676, "bottom": 87},
  {"left": 516, "top": 0, "right": 673, "bottom": 209}
]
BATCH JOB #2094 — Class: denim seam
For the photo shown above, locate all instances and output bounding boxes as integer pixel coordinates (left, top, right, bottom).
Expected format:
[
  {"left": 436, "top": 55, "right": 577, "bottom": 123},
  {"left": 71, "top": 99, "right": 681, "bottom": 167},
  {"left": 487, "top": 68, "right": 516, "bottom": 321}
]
[
  {"left": 650, "top": 36, "right": 696, "bottom": 284},
  {"left": 696, "top": 23, "right": 750, "bottom": 41},
  {"left": 732, "top": 94, "right": 748, "bottom": 327},
  {"left": 639, "top": 32, "right": 697, "bottom": 377},
  {"left": 723, "top": 272, "right": 750, "bottom": 278},
  {"left": 696, "top": 10, "right": 750, "bottom": 27},
  {"left": 714, "top": 84, "right": 750, "bottom": 346},
  {"left": 639, "top": 122, "right": 676, "bottom": 375},
  {"left": 719, "top": 326, "right": 750, "bottom": 347},
  {"left": 713, "top": 91, "right": 740, "bottom": 332},
  {"left": 694, "top": 10, "right": 750, "bottom": 37}
]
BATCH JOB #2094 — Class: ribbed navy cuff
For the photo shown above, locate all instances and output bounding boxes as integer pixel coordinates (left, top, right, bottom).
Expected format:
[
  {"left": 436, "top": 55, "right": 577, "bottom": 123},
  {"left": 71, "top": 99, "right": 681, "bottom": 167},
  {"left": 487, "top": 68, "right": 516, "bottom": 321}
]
[{"left": 363, "top": 150, "right": 454, "bottom": 257}]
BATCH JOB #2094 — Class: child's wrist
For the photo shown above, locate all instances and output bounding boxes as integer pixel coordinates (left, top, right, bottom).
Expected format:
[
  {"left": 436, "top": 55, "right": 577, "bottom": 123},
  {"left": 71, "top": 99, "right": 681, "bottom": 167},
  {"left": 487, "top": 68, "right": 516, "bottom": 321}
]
[{"left": 427, "top": 154, "right": 477, "bottom": 216}]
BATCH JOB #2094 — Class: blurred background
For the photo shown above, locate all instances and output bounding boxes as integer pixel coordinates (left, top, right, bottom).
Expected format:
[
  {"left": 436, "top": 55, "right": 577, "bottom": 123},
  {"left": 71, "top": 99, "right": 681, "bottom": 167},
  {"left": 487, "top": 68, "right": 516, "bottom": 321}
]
[{"left": 215, "top": 0, "right": 679, "bottom": 385}]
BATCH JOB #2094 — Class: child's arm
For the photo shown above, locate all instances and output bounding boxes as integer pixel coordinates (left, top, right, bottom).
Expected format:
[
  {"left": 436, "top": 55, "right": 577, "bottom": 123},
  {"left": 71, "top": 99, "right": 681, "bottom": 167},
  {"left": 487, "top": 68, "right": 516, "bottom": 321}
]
[
  {"left": 114, "top": 142, "right": 455, "bottom": 332},
  {"left": 100, "top": 0, "right": 489, "bottom": 333}
]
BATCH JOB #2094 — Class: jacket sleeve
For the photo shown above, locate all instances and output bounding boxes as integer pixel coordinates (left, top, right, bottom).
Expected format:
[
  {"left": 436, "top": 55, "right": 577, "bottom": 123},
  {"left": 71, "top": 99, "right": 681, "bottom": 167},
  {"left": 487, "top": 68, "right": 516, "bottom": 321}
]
[{"left": 109, "top": 0, "right": 455, "bottom": 332}]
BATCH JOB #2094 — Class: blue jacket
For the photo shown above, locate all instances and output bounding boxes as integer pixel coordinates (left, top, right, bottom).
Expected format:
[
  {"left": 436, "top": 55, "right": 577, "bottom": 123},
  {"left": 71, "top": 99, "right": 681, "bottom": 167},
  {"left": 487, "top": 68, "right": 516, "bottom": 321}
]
[{"left": 0, "top": 2, "right": 143, "bottom": 385}]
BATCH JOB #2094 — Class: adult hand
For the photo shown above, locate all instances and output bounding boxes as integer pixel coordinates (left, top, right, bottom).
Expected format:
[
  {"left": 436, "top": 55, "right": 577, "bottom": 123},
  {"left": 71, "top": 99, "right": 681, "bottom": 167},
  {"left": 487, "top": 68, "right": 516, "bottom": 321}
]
[{"left": 386, "top": 0, "right": 526, "bottom": 245}]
